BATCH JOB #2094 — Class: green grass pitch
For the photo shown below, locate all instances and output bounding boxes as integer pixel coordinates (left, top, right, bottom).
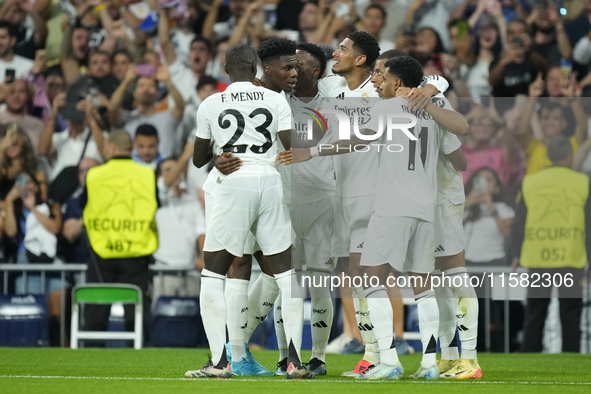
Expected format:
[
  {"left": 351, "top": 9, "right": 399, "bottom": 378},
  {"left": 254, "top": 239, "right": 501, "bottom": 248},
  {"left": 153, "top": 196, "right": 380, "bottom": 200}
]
[{"left": 1, "top": 348, "right": 591, "bottom": 394}]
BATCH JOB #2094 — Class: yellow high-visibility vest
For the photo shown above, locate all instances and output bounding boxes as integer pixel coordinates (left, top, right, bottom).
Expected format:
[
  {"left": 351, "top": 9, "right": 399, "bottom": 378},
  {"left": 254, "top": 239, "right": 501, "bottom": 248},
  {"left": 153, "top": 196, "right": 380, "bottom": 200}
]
[
  {"left": 521, "top": 166, "right": 588, "bottom": 268},
  {"left": 83, "top": 158, "right": 158, "bottom": 259}
]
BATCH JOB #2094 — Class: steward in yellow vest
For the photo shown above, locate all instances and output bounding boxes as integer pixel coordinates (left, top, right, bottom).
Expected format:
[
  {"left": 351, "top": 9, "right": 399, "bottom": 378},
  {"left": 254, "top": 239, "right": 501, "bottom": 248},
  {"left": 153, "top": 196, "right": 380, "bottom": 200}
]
[
  {"left": 84, "top": 135, "right": 158, "bottom": 259},
  {"left": 511, "top": 136, "right": 590, "bottom": 353},
  {"left": 82, "top": 130, "right": 158, "bottom": 339},
  {"left": 513, "top": 141, "right": 590, "bottom": 269}
]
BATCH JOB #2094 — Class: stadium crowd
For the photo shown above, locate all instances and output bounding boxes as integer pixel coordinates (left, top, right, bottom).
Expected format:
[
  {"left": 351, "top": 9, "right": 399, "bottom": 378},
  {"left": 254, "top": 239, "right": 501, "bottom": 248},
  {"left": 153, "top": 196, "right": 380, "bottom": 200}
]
[{"left": 0, "top": 0, "right": 589, "bottom": 354}]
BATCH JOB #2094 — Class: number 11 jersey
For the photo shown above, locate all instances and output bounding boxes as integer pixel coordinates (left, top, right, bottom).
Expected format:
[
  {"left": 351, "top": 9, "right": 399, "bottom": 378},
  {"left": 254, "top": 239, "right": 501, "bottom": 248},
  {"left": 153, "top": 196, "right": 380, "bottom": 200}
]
[
  {"left": 368, "top": 97, "right": 460, "bottom": 223},
  {"left": 195, "top": 81, "right": 293, "bottom": 172}
]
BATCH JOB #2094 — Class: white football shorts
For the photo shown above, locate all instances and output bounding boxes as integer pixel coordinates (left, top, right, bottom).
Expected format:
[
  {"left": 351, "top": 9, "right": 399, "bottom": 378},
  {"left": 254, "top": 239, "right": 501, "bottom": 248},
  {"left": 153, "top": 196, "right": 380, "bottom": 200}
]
[
  {"left": 291, "top": 196, "right": 335, "bottom": 271},
  {"left": 361, "top": 214, "right": 435, "bottom": 274},
  {"left": 434, "top": 200, "right": 465, "bottom": 258},
  {"left": 331, "top": 194, "right": 374, "bottom": 257},
  {"left": 204, "top": 172, "right": 290, "bottom": 257}
]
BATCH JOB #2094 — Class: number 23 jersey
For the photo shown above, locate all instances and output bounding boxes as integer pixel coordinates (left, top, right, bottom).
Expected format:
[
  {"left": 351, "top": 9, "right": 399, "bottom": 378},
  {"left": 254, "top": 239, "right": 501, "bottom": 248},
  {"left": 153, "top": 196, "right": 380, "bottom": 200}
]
[{"left": 195, "top": 81, "right": 293, "bottom": 172}]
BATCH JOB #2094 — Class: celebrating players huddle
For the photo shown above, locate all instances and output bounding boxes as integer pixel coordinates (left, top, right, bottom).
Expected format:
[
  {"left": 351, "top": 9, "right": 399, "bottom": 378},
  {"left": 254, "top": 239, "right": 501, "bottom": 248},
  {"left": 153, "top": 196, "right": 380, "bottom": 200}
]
[{"left": 186, "top": 31, "right": 481, "bottom": 381}]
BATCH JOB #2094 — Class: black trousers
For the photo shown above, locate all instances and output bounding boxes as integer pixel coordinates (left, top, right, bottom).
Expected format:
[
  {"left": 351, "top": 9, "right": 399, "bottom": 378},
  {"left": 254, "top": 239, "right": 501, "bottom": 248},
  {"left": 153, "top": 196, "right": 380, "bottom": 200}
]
[
  {"left": 83, "top": 249, "right": 152, "bottom": 345},
  {"left": 521, "top": 267, "right": 584, "bottom": 353}
]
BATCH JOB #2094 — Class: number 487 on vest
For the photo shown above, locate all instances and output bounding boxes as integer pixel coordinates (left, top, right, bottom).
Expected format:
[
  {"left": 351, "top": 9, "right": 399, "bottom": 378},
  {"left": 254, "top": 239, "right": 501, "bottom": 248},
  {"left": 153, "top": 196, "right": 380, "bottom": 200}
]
[{"left": 106, "top": 239, "right": 132, "bottom": 253}]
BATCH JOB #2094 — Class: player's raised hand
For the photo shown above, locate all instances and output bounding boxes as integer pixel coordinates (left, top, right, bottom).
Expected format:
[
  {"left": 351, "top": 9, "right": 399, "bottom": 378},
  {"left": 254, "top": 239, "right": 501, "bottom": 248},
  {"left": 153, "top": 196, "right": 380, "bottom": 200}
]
[{"left": 215, "top": 152, "right": 242, "bottom": 175}]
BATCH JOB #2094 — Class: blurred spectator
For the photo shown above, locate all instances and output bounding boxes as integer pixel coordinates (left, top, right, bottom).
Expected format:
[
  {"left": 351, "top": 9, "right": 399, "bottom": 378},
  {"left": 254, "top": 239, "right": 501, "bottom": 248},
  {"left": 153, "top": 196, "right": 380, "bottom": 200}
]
[
  {"left": 2, "top": 172, "right": 61, "bottom": 267},
  {"left": 564, "top": 0, "right": 591, "bottom": 53},
  {"left": 112, "top": 50, "right": 132, "bottom": 81},
  {"left": 296, "top": 1, "right": 320, "bottom": 43},
  {"left": 527, "top": 1, "right": 571, "bottom": 68},
  {"left": 39, "top": 93, "right": 105, "bottom": 182},
  {"left": 208, "top": 40, "right": 231, "bottom": 85},
  {"left": 22, "top": 54, "right": 68, "bottom": 128},
  {"left": 464, "top": 167, "right": 514, "bottom": 264},
  {"left": 0, "top": 79, "right": 45, "bottom": 155},
  {"left": 132, "top": 124, "right": 162, "bottom": 171},
  {"left": 356, "top": 4, "right": 394, "bottom": 51},
  {"left": 66, "top": 51, "right": 120, "bottom": 112},
  {"left": 0, "top": 21, "right": 33, "bottom": 80},
  {"left": 462, "top": 105, "right": 520, "bottom": 186},
  {"left": 275, "top": 0, "right": 305, "bottom": 31},
  {"left": 166, "top": 1, "right": 204, "bottom": 66},
  {"left": 157, "top": 7, "right": 212, "bottom": 107},
  {"left": 152, "top": 143, "right": 206, "bottom": 304},
  {"left": 459, "top": 15, "right": 503, "bottom": 98},
  {"left": 60, "top": 25, "right": 91, "bottom": 84},
  {"left": 489, "top": 18, "right": 546, "bottom": 110},
  {"left": 220, "top": 0, "right": 269, "bottom": 51},
  {"left": 0, "top": 0, "right": 48, "bottom": 60},
  {"left": 418, "top": 27, "right": 445, "bottom": 54},
  {"left": 0, "top": 124, "right": 46, "bottom": 201},
  {"left": 544, "top": 66, "right": 578, "bottom": 134},
  {"left": 512, "top": 136, "right": 589, "bottom": 353},
  {"left": 109, "top": 66, "right": 185, "bottom": 158},
  {"left": 518, "top": 73, "right": 588, "bottom": 175},
  {"left": 180, "top": 75, "right": 218, "bottom": 147},
  {"left": 403, "top": 0, "right": 465, "bottom": 53},
  {"left": 61, "top": 158, "right": 99, "bottom": 263},
  {"left": 3, "top": 171, "right": 64, "bottom": 345},
  {"left": 202, "top": 0, "right": 252, "bottom": 43},
  {"left": 573, "top": 29, "right": 591, "bottom": 69}
]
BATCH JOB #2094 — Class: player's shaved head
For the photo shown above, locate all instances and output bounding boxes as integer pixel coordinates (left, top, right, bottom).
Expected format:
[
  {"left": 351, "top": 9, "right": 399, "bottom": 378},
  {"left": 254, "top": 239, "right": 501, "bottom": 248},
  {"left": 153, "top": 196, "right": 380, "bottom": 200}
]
[{"left": 225, "top": 44, "right": 257, "bottom": 81}]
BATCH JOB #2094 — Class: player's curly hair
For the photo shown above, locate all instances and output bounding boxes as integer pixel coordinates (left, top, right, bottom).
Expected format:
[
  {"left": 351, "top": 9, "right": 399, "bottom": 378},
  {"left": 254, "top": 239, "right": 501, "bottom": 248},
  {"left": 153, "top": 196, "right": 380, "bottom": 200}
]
[
  {"left": 297, "top": 42, "right": 327, "bottom": 78},
  {"left": 346, "top": 31, "right": 380, "bottom": 68},
  {"left": 384, "top": 56, "right": 423, "bottom": 88},
  {"left": 257, "top": 37, "right": 297, "bottom": 65}
]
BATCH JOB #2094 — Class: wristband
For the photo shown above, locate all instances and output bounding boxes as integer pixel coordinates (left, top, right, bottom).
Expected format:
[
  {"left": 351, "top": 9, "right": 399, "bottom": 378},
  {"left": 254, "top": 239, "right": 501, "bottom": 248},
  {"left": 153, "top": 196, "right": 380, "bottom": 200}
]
[
  {"left": 94, "top": 3, "right": 106, "bottom": 13},
  {"left": 310, "top": 146, "right": 319, "bottom": 157}
]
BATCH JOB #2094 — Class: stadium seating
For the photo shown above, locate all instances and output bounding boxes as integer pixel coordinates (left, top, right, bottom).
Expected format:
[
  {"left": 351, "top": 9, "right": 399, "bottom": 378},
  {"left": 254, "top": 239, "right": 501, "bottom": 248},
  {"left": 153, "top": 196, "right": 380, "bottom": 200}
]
[
  {"left": 150, "top": 296, "right": 207, "bottom": 348},
  {"left": 0, "top": 294, "right": 48, "bottom": 347},
  {"left": 70, "top": 284, "right": 143, "bottom": 349}
]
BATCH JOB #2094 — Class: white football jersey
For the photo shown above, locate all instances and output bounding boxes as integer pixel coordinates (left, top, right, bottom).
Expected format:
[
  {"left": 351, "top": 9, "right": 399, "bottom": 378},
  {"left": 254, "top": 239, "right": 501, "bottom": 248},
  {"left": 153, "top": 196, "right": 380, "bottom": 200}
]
[
  {"left": 290, "top": 93, "right": 335, "bottom": 204},
  {"left": 318, "top": 75, "right": 379, "bottom": 198},
  {"left": 275, "top": 90, "right": 292, "bottom": 204},
  {"left": 195, "top": 82, "right": 292, "bottom": 172},
  {"left": 420, "top": 75, "right": 449, "bottom": 95},
  {"left": 367, "top": 97, "right": 459, "bottom": 223},
  {"left": 430, "top": 97, "right": 465, "bottom": 206}
]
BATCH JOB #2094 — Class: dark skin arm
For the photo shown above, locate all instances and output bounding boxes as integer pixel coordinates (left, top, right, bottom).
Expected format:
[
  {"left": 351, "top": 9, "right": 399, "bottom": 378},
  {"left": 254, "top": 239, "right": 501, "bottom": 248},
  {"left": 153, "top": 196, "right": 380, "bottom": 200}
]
[
  {"left": 446, "top": 147, "right": 467, "bottom": 172},
  {"left": 193, "top": 138, "right": 214, "bottom": 168}
]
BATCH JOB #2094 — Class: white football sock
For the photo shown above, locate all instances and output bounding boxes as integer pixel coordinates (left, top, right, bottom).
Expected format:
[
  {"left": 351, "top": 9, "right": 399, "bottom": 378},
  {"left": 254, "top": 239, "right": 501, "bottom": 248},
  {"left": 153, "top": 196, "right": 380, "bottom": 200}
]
[
  {"left": 309, "top": 270, "right": 333, "bottom": 362},
  {"left": 244, "top": 273, "right": 279, "bottom": 341},
  {"left": 445, "top": 267, "right": 479, "bottom": 360},
  {"left": 434, "top": 274, "right": 459, "bottom": 360},
  {"left": 274, "top": 292, "right": 288, "bottom": 361},
  {"left": 416, "top": 290, "right": 439, "bottom": 369},
  {"left": 353, "top": 285, "right": 380, "bottom": 364},
  {"left": 365, "top": 286, "right": 400, "bottom": 366},
  {"left": 200, "top": 269, "right": 227, "bottom": 366},
  {"left": 225, "top": 278, "right": 249, "bottom": 362},
  {"left": 275, "top": 269, "right": 304, "bottom": 365}
]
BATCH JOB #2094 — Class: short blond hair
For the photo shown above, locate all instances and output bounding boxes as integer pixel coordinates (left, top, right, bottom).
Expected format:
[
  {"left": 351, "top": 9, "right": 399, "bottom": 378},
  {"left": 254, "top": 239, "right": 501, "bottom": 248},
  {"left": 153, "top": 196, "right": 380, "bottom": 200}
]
[{"left": 108, "top": 130, "right": 133, "bottom": 152}]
